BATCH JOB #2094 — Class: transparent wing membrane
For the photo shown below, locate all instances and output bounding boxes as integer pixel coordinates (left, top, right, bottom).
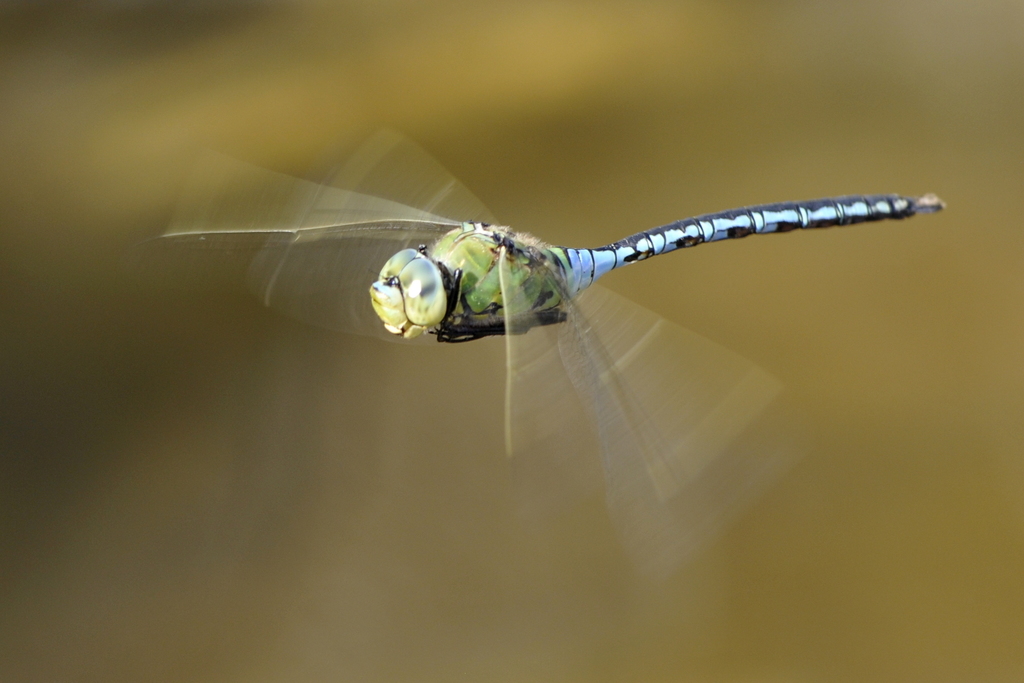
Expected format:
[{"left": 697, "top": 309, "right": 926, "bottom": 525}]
[
  {"left": 321, "top": 129, "right": 496, "bottom": 225},
  {"left": 246, "top": 223, "right": 454, "bottom": 339},
  {"left": 130, "top": 132, "right": 496, "bottom": 338},
  {"left": 499, "top": 253, "right": 604, "bottom": 519},
  {"left": 563, "top": 286, "right": 790, "bottom": 577},
  {"left": 166, "top": 150, "right": 464, "bottom": 236},
  {"left": 496, "top": 247, "right": 793, "bottom": 575}
]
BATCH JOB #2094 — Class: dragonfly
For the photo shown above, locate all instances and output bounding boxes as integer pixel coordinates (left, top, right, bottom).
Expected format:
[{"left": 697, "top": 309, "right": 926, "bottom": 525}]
[{"left": 134, "top": 131, "right": 944, "bottom": 577}]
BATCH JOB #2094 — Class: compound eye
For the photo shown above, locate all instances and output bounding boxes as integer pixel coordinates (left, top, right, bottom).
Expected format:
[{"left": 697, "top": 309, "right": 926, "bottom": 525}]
[
  {"left": 398, "top": 258, "right": 447, "bottom": 326},
  {"left": 369, "top": 280, "right": 408, "bottom": 332},
  {"left": 378, "top": 248, "right": 419, "bottom": 279}
]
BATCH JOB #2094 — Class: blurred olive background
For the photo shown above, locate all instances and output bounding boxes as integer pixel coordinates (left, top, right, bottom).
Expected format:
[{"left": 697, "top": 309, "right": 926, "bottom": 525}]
[{"left": 2, "top": 1, "right": 1023, "bottom": 681}]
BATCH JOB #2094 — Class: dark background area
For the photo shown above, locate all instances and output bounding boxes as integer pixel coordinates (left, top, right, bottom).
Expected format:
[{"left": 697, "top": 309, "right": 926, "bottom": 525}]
[{"left": 2, "top": 1, "right": 1023, "bottom": 681}]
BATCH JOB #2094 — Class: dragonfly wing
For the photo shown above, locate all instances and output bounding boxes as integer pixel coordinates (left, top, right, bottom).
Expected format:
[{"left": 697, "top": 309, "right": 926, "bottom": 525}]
[
  {"left": 560, "top": 285, "right": 793, "bottom": 578},
  {"left": 132, "top": 221, "right": 454, "bottom": 340},
  {"left": 245, "top": 222, "right": 455, "bottom": 339},
  {"left": 165, "top": 131, "right": 492, "bottom": 235},
  {"left": 497, "top": 251, "right": 605, "bottom": 519},
  {"left": 319, "top": 129, "right": 496, "bottom": 225},
  {"left": 130, "top": 131, "right": 495, "bottom": 339}
]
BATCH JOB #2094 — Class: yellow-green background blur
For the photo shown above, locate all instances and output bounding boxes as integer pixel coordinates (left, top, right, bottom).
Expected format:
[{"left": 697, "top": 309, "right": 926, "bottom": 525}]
[{"left": 2, "top": 2, "right": 1023, "bottom": 681}]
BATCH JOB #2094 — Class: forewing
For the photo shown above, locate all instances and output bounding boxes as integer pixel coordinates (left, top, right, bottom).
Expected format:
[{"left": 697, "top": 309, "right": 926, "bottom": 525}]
[
  {"left": 246, "top": 223, "right": 454, "bottom": 339},
  {"left": 560, "top": 286, "right": 793, "bottom": 578},
  {"left": 498, "top": 251, "right": 605, "bottom": 519},
  {"left": 321, "top": 129, "right": 496, "bottom": 225},
  {"left": 165, "top": 133, "right": 484, "bottom": 235},
  {"left": 130, "top": 131, "right": 494, "bottom": 338}
]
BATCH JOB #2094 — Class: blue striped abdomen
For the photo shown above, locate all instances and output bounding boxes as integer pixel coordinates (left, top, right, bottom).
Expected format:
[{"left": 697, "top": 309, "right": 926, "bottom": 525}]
[{"left": 560, "top": 194, "right": 943, "bottom": 294}]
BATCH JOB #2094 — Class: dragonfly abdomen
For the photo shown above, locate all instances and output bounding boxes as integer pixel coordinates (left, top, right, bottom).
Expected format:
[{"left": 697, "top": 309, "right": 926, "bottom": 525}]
[{"left": 561, "top": 193, "right": 944, "bottom": 293}]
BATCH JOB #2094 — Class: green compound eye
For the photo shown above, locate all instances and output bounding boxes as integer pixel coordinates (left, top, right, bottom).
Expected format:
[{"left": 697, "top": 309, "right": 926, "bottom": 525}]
[
  {"left": 378, "top": 248, "right": 419, "bottom": 279},
  {"left": 398, "top": 257, "right": 447, "bottom": 327}
]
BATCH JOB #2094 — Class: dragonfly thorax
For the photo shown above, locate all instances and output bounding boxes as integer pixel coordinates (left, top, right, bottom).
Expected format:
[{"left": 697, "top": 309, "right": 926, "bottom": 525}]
[{"left": 369, "top": 247, "right": 448, "bottom": 339}]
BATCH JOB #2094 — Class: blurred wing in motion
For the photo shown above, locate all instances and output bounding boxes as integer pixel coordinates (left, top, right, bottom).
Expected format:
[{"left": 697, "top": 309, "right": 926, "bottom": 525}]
[
  {"left": 319, "top": 129, "right": 495, "bottom": 226},
  {"left": 503, "top": 269, "right": 793, "bottom": 577},
  {"left": 498, "top": 252, "right": 606, "bottom": 520},
  {"left": 129, "top": 130, "right": 493, "bottom": 339},
  {"left": 567, "top": 286, "right": 791, "bottom": 577}
]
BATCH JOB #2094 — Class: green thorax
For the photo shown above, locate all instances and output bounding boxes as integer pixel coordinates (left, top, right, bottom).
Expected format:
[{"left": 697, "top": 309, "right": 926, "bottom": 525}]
[{"left": 430, "top": 222, "right": 572, "bottom": 341}]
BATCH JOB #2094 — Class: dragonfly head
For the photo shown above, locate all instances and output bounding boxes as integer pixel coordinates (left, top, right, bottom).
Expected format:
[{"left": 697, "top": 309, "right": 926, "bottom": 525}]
[{"left": 369, "top": 248, "right": 448, "bottom": 339}]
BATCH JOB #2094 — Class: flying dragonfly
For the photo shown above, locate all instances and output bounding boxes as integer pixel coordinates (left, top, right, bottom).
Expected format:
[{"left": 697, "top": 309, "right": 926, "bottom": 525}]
[{"left": 134, "top": 131, "right": 944, "bottom": 577}]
